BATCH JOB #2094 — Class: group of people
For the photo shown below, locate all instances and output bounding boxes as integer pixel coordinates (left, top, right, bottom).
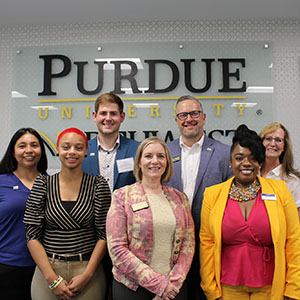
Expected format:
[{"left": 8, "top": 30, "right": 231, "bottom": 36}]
[{"left": 0, "top": 93, "right": 300, "bottom": 300}]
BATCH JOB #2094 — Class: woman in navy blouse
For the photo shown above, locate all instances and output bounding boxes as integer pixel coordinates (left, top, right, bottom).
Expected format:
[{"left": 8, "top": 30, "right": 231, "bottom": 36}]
[{"left": 0, "top": 128, "right": 48, "bottom": 300}]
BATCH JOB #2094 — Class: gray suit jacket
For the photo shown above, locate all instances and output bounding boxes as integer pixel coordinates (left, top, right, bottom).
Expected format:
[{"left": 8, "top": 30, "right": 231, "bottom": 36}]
[{"left": 168, "top": 135, "right": 233, "bottom": 235}]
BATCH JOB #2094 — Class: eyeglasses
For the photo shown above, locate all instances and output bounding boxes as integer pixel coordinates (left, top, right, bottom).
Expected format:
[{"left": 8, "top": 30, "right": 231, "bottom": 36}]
[
  {"left": 176, "top": 110, "right": 203, "bottom": 121},
  {"left": 263, "top": 137, "right": 284, "bottom": 144}
]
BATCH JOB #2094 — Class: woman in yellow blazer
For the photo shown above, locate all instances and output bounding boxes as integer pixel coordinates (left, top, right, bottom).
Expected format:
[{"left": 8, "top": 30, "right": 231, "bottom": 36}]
[{"left": 200, "top": 125, "right": 300, "bottom": 300}]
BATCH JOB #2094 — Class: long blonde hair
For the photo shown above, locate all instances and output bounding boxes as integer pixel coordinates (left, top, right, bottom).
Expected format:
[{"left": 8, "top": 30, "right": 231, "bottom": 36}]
[{"left": 260, "top": 122, "right": 300, "bottom": 179}]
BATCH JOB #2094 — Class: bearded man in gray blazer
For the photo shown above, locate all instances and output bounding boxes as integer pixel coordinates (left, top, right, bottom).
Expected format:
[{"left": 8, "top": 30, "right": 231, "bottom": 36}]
[{"left": 168, "top": 95, "right": 233, "bottom": 300}]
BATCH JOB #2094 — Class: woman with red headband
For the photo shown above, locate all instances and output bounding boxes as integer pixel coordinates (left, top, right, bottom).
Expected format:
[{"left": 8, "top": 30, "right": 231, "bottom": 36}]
[{"left": 24, "top": 128, "right": 111, "bottom": 300}]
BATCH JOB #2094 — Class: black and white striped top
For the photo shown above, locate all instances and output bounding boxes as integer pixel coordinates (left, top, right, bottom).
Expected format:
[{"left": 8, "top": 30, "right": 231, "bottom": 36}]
[{"left": 24, "top": 173, "right": 111, "bottom": 255}]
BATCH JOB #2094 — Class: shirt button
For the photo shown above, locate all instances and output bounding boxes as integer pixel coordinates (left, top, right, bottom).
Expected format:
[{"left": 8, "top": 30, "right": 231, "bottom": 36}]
[
  {"left": 176, "top": 239, "right": 180, "bottom": 244},
  {"left": 174, "top": 251, "right": 179, "bottom": 255}
]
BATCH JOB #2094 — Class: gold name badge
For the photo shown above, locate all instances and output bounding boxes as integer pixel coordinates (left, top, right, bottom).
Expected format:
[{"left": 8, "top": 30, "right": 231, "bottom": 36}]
[
  {"left": 131, "top": 201, "right": 149, "bottom": 212},
  {"left": 172, "top": 156, "right": 180, "bottom": 163}
]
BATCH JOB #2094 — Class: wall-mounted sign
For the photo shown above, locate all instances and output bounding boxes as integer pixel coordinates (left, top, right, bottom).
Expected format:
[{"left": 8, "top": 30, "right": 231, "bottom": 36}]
[{"left": 13, "top": 41, "right": 272, "bottom": 171}]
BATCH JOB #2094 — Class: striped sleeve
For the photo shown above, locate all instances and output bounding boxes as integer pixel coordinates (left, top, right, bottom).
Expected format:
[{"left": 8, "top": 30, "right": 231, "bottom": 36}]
[
  {"left": 24, "top": 174, "right": 47, "bottom": 242},
  {"left": 94, "top": 175, "right": 111, "bottom": 240}
]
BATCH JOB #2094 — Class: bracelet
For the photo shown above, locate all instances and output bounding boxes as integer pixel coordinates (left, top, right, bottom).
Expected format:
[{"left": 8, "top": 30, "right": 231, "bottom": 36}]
[
  {"left": 49, "top": 276, "right": 63, "bottom": 290},
  {"left": 49, "top": 276, "right": 59, "bottom": 290},
  {"left": 49, "top": 275, "right": 63, "bottom": 290}
]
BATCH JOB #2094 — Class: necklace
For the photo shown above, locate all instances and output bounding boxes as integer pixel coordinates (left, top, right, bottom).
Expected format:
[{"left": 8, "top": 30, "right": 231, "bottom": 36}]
[{"left": 229, "top": 179, "right": 260, "bottom": 202}]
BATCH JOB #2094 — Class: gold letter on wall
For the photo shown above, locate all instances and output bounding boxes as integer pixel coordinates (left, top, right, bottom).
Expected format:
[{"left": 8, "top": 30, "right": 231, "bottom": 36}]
[{"left": 61, "top": 106, "right": 72, "bottom": 119}]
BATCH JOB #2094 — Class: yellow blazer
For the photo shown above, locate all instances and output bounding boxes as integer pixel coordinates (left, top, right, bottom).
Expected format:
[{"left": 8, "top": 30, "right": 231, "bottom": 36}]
[{"left": 200, "top": 176, "right": 300, "bottom": 300}]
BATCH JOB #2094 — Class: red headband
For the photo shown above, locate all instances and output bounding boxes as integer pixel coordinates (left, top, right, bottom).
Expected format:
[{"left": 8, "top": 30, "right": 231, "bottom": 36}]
[{"left": 57, "top": 128, "right": 88, "bottom": 148}]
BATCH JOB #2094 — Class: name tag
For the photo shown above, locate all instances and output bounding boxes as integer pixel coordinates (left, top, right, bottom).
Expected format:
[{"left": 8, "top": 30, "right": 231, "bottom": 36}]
[
  {"left": 117, "top": 157, "right": 134, "bottom": 173},
  {"left": 131, "top": 201, "right": 149, "bottom": 212},
  {"left": 172, "top": 156, "right": 180, "bottom": 163},
  {"left": 261, "top": 193, "right": 277, "bottom": 201}
]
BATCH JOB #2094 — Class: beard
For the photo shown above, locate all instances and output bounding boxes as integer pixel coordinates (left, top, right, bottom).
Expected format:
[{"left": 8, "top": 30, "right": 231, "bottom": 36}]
[{"left": 180, "top": 126, "right": 202, "bottom": 139}]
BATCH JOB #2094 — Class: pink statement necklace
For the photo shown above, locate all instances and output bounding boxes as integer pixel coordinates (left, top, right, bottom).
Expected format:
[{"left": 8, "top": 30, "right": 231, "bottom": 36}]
[{"left": 229, "top": 179, "right": 260, "bottom": 202}]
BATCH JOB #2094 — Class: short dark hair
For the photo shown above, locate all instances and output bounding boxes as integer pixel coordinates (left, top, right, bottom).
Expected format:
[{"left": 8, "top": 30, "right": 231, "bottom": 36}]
[
  {"left": 0, "top": 128, "right": 48, "bottom": 174},
  {"left": 94, "top": 93, "right": 124, "bottom": 114},
  {"left": 231, "top": 124, "right": 265, "bottom": 164},
  {"left": 176, "top": 95, "right": 203, "bottom": 112}
]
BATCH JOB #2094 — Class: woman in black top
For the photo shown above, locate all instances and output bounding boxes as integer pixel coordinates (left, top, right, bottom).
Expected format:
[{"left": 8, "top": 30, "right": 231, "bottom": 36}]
[{"left": 24, "top": 128, "right": 111, "bottom": 300}]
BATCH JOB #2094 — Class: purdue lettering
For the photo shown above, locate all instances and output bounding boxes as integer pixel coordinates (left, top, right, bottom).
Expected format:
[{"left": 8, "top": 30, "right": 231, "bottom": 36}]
[{"left": 38, "top": 54, "right": 246, "bottom": 96}]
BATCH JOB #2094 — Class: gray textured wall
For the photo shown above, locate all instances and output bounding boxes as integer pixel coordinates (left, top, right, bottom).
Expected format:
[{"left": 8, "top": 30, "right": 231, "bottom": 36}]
[{"left": 1, "top": 19, "right": 300, "bottom": 165}]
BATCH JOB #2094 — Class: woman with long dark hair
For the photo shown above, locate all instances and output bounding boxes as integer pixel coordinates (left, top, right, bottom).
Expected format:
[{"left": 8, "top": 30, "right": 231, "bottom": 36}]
[{"left": 0, "top": 128, "right": 48, "bottom": 300}]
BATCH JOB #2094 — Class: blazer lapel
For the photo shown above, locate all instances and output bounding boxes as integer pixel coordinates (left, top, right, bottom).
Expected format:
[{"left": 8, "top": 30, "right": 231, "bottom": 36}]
[
  {"left": 214, "top": 178, "right": 233, "bottom": 247},
  {"left": 171, "top": 140, "right": 183, "bottom": 191},
  {"left": 114, "top": 136, "right": 127, "bottom": 187},
  {"left": 193, "top": 136, "right": 214, "bottom": 198},
  {"left": 133, "top": 182, "right": 150, "bottom": 204},
  {"left": 89, "top": 138, "right": 100, "bottom": 176},
  {"left": 258, "top": 176, "right": 280, "bottom": 245},
  {"left": 213, "top": 178, "right": 233, "bottom": 285}
]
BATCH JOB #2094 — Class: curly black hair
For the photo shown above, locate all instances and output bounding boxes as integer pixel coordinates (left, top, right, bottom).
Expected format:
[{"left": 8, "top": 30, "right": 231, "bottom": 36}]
[{"left": 231, "top": 124, "right": 265, "bottom": 164}]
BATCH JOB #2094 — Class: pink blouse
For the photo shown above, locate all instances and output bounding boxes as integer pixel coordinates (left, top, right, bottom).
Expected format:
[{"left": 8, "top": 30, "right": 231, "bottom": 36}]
[{"left": 221, "top": 191, "right": 274, "bottom": 287}]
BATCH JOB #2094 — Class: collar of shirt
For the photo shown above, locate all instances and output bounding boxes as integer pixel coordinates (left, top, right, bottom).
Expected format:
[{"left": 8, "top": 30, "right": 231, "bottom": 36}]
[
  {"left": 258, "top": 164, "right": 281, "bottom": 177},
  {"left": 97, "top": 135, "right": 120, "bottom": 153},
  {"left": 269, "top": 164, "right": 281, "bottom": 177},
  {"left": 179, "top": 134, "right": 204, "bottom": 150},
  {"left": 179, "top": 134, "right": 204, "bottom": 205}
]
